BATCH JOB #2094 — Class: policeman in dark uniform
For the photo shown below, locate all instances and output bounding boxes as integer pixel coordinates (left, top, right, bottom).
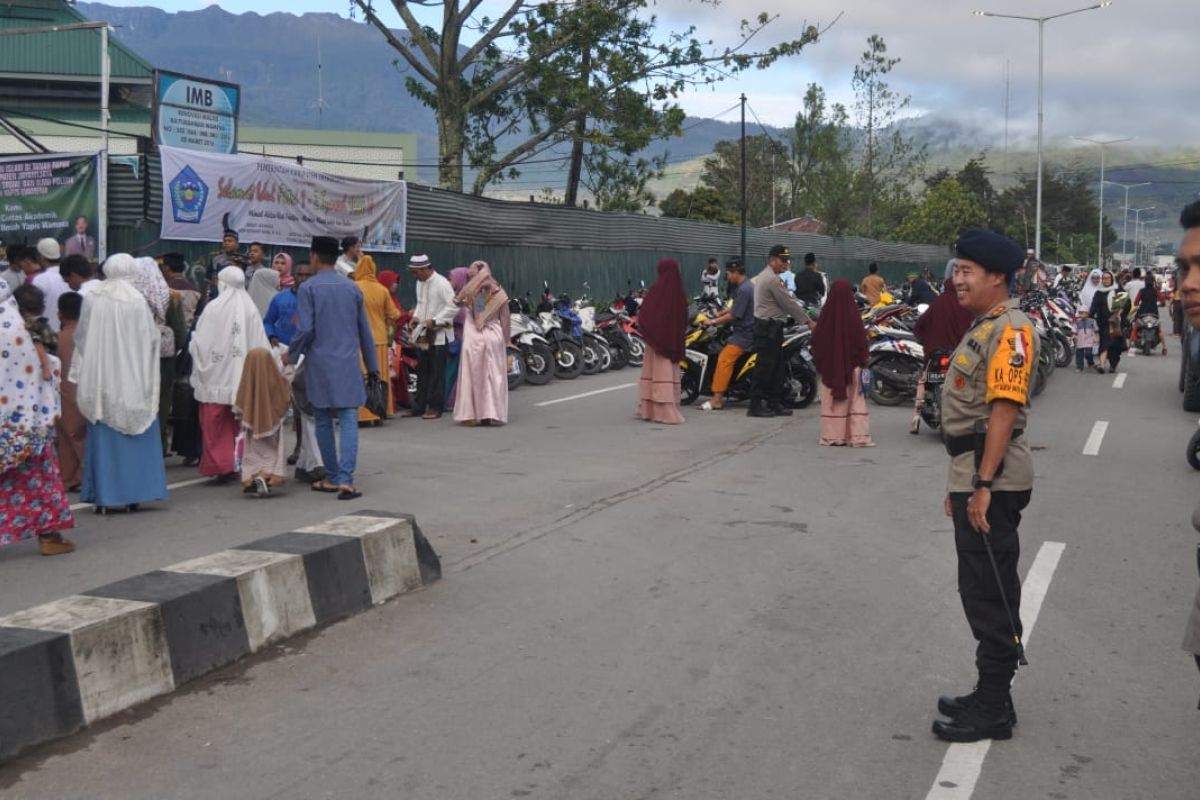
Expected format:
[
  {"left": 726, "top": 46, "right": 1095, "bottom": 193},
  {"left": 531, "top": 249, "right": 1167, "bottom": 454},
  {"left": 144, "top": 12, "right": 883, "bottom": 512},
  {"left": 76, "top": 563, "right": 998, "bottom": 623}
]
[{"left": 933, "top": 228, "right": 1039, "bottom": 743}]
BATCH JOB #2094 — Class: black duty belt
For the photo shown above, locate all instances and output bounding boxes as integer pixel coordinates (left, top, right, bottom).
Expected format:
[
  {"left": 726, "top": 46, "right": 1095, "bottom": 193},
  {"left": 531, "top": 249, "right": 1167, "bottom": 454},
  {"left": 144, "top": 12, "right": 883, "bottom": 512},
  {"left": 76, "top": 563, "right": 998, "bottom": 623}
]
[{"left": 944, "top": 429, "right": 1024, "bottom": 457}]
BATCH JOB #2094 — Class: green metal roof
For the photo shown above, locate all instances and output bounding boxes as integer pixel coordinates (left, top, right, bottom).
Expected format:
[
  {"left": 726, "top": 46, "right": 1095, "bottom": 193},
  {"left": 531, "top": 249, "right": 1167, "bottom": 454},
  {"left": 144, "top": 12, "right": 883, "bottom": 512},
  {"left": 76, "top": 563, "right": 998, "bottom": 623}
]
[
  {"left": 3, "top": 109, "right": 416, "bottom": 158},
  {"left": 0, "top": 1, "right": 153, "bottom": 82}
]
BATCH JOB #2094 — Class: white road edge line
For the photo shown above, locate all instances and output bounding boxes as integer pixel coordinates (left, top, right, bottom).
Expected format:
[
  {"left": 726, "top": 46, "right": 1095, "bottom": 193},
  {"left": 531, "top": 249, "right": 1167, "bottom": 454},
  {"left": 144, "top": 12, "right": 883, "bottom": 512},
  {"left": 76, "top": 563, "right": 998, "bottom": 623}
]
[
  {"left": 1112, "top": 373, "right": 1127, "bottom": 389},
  {"left": 1082, "top": 421, "right": 1109, "bottom": 456},
  {"left": 535, "top": 382, "right": 636, "bottom": 407},
  {"left": 924, "top": 540, "right": 1066, "bottom": 800},
  {"left": 69, "top": 476, "right": 212, "bottom": 511}
]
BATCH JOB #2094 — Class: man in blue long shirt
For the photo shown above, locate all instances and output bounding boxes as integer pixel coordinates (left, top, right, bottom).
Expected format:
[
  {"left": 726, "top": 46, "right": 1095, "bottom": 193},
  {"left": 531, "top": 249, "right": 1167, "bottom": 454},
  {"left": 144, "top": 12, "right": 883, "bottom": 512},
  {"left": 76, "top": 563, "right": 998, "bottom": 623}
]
[
  {"left": 264, "top": 261, "right": 313, "bottom": 347},
  {"left": 285, "top": 237, "right": 378, "bottom": 500}
]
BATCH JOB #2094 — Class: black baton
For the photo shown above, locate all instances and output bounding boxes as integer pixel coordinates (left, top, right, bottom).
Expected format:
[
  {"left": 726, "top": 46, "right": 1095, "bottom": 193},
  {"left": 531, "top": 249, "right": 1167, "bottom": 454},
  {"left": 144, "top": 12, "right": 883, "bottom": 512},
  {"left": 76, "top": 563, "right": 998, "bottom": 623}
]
[{"left": 981, "top": 530, "right": 1029, "bottom": 667}]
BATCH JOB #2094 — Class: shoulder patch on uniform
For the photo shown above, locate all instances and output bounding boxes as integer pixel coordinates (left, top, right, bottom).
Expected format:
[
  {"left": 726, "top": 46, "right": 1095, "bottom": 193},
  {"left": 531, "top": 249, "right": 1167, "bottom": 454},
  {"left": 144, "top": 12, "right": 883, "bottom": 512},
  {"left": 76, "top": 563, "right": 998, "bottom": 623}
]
[
  {"left": 967, "top": 338, "right": 983, "bottom": 353},
  {"left": 987, "top": 305, "right": 1008, "bottom": 318},
  {"left": 955, "top": 353, "right": 970, "bottom": 367}
]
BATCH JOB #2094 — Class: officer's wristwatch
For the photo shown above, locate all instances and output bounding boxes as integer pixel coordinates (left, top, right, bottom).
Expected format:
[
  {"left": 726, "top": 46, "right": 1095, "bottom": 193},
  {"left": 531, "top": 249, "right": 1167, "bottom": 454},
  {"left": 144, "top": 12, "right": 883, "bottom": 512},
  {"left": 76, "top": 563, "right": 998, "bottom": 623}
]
[{"left": 971, "top": 473, "right": 993, "bottom": 490}]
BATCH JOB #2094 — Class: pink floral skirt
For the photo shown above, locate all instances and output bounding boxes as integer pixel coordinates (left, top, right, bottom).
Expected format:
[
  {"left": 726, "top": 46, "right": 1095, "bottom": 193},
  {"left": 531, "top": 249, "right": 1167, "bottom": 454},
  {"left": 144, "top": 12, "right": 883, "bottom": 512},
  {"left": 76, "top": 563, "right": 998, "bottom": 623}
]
[{"left": 0, "top": 444, "right": 74, "bottom": 546}]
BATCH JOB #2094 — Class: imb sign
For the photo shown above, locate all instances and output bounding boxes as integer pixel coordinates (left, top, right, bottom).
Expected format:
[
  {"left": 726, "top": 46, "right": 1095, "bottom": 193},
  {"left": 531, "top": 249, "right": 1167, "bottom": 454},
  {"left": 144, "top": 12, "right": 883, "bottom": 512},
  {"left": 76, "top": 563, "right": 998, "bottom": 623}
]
[{"left": 153, "top": 70, "right": 241, "bottom": 155}]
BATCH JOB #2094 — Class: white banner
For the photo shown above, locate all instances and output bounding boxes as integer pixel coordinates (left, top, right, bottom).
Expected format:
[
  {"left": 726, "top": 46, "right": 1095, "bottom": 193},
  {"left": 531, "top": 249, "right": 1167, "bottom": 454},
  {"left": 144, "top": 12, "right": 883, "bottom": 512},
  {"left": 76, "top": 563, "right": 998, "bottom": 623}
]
[{"left": 159, "top": 145, "right": 406, "bottom": 252}]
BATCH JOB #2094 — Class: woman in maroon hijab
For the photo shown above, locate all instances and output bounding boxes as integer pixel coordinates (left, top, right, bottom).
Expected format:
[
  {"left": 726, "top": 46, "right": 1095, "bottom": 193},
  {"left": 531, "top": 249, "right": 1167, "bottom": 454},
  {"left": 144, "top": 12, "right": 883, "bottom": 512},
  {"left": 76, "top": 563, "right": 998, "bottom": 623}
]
[
  {"left": 910, "top": 278, "right": 973, "bottom": 433},
  {"left": 811, "top": 279, "right": 873, "bottom": 446},
  {"left": 636, "top": 258, "right": 687, "bottom": 424}
]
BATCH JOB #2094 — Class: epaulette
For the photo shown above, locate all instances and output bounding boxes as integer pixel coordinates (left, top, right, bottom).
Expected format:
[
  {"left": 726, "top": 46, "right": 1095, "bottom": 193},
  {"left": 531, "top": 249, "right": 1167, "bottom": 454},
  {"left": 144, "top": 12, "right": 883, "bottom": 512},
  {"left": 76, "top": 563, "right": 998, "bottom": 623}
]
[{"left": 987, "top": 305, "right": 1009, "bottom": 319}]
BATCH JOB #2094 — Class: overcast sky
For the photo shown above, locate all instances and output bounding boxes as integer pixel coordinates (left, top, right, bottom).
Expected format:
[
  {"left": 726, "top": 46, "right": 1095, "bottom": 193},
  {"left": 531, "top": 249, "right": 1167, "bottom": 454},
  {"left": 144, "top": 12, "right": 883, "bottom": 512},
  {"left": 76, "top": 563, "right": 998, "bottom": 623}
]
[{"left": 103, "top": 1, "right": 1194, "bottom": 150}]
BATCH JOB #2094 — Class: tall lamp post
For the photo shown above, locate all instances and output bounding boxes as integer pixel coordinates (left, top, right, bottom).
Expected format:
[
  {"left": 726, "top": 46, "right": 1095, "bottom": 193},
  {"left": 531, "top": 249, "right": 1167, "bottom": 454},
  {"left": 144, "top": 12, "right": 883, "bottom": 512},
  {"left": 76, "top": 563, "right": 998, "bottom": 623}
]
[
  {"left": 1074, "top": 135, "right": 1130, "bottom": 266},
  {"left": 1103, "top": 180, "right": 1151, "bottom": 264},
  {"left": 974, "top": 3, "right": 1113, "bottom": 260},
  {"left": 1129, "top": 206, "right": 1153, "bottom": 265}
]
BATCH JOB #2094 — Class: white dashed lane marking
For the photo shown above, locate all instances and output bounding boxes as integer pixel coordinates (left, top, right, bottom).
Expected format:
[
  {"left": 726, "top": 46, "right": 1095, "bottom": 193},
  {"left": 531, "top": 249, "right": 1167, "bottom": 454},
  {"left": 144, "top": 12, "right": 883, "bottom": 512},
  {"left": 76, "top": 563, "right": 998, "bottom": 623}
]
[{"left": 1082, "top": 421, "right": 1108, "bottom": 456}]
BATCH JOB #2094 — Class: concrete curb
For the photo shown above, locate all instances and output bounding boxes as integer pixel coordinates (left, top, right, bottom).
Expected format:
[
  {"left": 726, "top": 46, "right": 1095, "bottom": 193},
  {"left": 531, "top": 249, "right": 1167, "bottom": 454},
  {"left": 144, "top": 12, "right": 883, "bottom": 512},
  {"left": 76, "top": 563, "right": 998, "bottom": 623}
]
[{"left": 0, "top": 511, "right": 440, "bottom": 761}]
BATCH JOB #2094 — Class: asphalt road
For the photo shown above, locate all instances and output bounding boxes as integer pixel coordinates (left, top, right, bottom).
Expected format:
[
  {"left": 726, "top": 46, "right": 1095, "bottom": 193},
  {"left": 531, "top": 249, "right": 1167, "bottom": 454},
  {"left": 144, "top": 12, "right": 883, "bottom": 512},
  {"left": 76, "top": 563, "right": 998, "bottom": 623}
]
[{"left": 2, "top": 346, "right": 1197, "bottom": 799}]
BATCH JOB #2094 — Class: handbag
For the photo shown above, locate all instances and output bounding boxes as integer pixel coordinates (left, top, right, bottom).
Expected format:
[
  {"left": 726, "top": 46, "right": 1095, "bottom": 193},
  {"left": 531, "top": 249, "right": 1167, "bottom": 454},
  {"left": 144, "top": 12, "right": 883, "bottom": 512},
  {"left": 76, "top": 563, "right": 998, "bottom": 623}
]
[{"left": 364, "top": 371, "right": 388, "bottom": 419}]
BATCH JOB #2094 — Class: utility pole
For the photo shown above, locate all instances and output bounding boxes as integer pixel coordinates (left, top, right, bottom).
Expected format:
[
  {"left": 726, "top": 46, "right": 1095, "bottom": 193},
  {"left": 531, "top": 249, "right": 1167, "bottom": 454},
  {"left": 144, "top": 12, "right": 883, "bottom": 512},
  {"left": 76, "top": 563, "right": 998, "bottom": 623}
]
[
  {"left": 974, "top": 3, "right": 1114, "bottom": 259},
  {"left": 1074, "top": 135, "right": 1131, "bottom": 267},
  {"left": 1104, "top": 180, "right": 1150, "bottom": 265},
  {"left": 740, "top": 93, "right": 747, "bottom": 267}
]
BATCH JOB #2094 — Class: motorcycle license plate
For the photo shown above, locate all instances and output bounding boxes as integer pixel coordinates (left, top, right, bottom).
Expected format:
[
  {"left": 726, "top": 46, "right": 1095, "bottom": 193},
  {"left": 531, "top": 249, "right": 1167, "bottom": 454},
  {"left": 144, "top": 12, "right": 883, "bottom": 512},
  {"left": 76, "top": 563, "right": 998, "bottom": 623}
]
[{"left": 926, "top": 371, "right": 946, "bottom": 384}]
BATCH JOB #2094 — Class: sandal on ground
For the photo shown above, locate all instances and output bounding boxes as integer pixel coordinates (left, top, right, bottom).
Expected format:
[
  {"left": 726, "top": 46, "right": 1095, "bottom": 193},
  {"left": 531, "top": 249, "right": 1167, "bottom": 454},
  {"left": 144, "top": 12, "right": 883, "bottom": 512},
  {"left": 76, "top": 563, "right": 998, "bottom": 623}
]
[
  {"left": 422, "top": 411, "right": 442, "bottom": 420},
  {"left": 337, "top": 486, "right": 362, "bottom": 501},
  {"left": 311, "top": 480, "right": 340, "bottom": 493},
  {"left": 39, "top": 534, "right": 75, "bottom": 556}
]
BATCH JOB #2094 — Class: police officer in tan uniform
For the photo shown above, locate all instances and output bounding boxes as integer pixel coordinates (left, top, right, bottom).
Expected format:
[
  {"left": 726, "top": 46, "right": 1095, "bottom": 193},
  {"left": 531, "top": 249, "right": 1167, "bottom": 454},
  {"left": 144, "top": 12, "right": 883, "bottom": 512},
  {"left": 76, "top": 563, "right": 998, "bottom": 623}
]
[{"left": 932, "top": 228, "right": 1039, "bottom": 743}]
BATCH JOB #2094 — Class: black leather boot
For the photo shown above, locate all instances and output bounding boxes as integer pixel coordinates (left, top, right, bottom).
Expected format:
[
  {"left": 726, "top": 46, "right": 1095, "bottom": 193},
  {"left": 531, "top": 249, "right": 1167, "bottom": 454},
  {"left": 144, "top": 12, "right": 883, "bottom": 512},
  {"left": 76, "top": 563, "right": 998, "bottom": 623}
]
[
  {"left": 769, "top": 403, "right": 793, "bottom": 416},
  {"left": 933, "top": 673, "right": 1015, "bottom": 742},
  {"left": 747, "top": 403, "right": 775, "bottom": 418},
  {"left": 937, "top": 689, "right": 1018, "bottom": 726}
]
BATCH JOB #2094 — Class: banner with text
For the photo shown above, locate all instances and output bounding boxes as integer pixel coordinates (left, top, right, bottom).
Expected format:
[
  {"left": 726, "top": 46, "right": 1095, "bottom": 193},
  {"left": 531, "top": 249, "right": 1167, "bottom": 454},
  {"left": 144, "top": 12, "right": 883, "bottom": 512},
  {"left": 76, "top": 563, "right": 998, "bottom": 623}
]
[
  {"left": 159, "top": 145, "right": 407, "bottom": 252},
  {"left": 0, "top": 152, "right": 99, "bottom": 253}
]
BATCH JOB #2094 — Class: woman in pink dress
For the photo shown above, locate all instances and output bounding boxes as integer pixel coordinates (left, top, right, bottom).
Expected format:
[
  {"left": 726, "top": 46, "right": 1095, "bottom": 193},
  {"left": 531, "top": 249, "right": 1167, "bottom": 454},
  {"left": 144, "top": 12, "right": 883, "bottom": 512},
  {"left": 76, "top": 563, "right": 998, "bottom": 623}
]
[
  {"left": 635, "top": 258, "right": 687, "bottom": 425},
  {"left": 452, "top": 261, "right": 510, "bottom": 426},
  {"left": 812, "top": 279, "right": 873, "bottom": 446}
]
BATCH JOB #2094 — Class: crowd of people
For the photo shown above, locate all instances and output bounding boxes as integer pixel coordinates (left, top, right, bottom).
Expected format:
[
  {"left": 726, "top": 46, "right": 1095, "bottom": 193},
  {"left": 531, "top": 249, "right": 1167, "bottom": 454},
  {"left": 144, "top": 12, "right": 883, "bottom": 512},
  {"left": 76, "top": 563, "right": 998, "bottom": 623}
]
[
  {"left": 0, "top": 221, "right": 1181, "bottom": 560},
  {"left": 0, "top": 231, "right": 515, "bottom": 556}
]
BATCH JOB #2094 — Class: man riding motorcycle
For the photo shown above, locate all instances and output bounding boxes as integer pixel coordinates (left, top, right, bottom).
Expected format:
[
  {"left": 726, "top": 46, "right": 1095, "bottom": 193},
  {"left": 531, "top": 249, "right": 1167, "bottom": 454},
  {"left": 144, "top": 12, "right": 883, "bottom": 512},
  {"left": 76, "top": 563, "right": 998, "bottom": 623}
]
[{"left": 699, "top": 257, "right": 755, "bottom": 411}]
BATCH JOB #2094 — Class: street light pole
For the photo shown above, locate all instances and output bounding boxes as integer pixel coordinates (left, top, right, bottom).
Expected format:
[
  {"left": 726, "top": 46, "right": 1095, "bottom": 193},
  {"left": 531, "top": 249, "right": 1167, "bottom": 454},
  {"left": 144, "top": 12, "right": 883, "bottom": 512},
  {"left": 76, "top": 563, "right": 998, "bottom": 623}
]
[
  {"left": 1104, "top": 180, "right": 1150, "bottom": 264},
  {"left": 974, "top": 3, "right": 1113, "bottom": 260},
  {"left": 1075, "top": 136, "right": 1131, "bottom": 267},
  {"left": 1129, "top": 206, "right": 1153, "bottom": 265}
]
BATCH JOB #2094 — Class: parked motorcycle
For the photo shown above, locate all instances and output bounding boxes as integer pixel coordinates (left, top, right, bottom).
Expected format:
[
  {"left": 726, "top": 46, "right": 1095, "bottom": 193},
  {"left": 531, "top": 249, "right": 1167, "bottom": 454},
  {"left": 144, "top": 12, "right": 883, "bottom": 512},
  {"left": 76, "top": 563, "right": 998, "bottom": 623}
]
[
  {"left": 866, "top": 324, "right": 925, "bottom": 406},
  {"left": 508, "top": 294, "right": 557, "bottom": 385},
  {"left": 913, "top": 349, "right": 952, "bottom": 432}
]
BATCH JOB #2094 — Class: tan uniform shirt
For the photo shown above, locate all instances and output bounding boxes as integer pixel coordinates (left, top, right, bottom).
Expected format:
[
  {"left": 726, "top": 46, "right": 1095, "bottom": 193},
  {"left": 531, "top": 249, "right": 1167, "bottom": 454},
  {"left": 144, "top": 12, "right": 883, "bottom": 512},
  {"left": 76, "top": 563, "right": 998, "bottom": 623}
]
[
  {"left": 860, "top": 273, "right": 886, "bottom": 306},
  {"left": 941, "top": 301, "right": 1039, "bottom": 493},
  {"left": 753, "top": 266, "right": 809, "bottom": 321}
]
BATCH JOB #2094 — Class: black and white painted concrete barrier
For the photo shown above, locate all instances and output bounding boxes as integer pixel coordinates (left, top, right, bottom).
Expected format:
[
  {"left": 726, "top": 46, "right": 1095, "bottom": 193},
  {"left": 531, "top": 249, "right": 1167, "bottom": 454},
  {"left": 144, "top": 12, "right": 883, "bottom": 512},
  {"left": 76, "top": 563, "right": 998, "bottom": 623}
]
[{"left": 0, "top": 511, "right": 440, "bottom": 761}]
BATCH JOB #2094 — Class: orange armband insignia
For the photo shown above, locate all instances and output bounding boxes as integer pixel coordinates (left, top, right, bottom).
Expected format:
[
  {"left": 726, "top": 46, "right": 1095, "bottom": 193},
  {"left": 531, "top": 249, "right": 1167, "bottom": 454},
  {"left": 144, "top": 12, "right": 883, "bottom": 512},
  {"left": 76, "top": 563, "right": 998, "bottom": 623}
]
[{"left": 986, "top": 323, "right": 1034, "bottom": 404}]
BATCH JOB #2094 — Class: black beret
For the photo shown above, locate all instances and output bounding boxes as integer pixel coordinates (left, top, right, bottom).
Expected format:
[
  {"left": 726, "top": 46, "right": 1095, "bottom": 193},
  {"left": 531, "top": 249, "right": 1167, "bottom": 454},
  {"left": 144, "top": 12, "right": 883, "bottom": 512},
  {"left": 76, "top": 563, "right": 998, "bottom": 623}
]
[{"left": 954, "top": 228, "right": 1023, "bottom": 277}]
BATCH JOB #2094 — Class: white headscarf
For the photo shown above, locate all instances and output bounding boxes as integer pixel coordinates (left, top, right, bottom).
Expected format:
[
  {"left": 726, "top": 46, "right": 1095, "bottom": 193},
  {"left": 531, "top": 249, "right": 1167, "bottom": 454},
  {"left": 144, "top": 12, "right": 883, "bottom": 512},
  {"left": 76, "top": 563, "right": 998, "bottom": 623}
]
[
  {"left": 0, "top": 277, "right": 62, "bottom": 471},
  {"left": 131, "top": 256, "right": 170, "bottom": 321},
  {"left": 1079, "top": 268, "right": 1103, "bottom": 311},
  {"left": 189, "top": 266, "right": 270, "bottom": 405},
  {"left": 248, "top": 266, "right": 280, "bottom": 318},
  {"left": 70, "top": 254, "right": 161, "bottom": 436}
]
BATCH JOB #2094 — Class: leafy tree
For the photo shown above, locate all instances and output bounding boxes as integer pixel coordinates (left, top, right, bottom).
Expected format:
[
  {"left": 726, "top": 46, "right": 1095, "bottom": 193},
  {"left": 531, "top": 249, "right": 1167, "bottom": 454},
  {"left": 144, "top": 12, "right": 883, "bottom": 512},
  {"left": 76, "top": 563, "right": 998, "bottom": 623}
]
[
  {"left": 351, "top": 1, "right": 822, "bottom": 196},
  {"left": 582, "top": 150, "right": 664, "bottom": 212},
  {"left": 896, "top": 178, "right": 986, "bottom": 244},
  {"left": 849, "top": 35, "right": 925, "bottom": 236},
  {"left": 658, "top": 186, "right": 737, "bottom": 224},
  {"left": 785, "top": 84, "right": 855, "bottom": 231},
  {"left": 991, "top": 165, "right": 1117, "bottom": 262},
  {"left": 700, "top": 135, "right": 789, "bottom": 228}
]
